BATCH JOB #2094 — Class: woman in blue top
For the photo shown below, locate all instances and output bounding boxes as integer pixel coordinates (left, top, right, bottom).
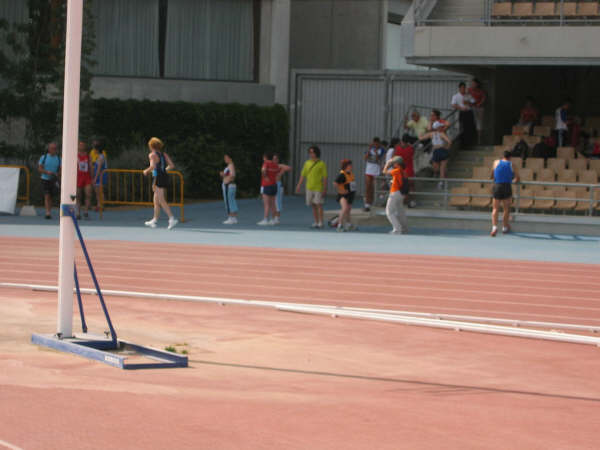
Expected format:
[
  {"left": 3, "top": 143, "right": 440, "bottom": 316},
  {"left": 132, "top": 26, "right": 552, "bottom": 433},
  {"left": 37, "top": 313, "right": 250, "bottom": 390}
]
[
  {"left": 38, "top": 142, "right": 61, "bottom": 219},
  {"left": 491, "top": 150, "right": 520, "bottom": 237},
  {"left": 143, "top": 137, "right": 178, "bottom": 229}
]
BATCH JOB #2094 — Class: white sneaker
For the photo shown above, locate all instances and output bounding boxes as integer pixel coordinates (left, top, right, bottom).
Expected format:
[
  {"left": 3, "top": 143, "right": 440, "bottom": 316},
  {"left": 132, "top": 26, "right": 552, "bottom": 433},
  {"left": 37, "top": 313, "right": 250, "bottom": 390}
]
[
  {"left": 145, "top": 219, "right": 157, "bottom": 228},
  {"left": 257, "top": 219, "right": 270, "bottom": 226},
  {"left": 389, "top": 230, "right": 401, "bottom": 235},
  {"left": 336, "top": 224, "right": 345, "bottom": 232},
  {"left": 310, "top": 222, "right": 319, "bottom": 229},
  {"left": 272, "top": 217, "right": 280, "bottom": 225},
  {"left": 223, "top": 217, "right": 233, "bottom": 225},
  {"left": 168, "top": 218, "right": 178, "bottom": 229},
  {"left": 316, "top": 222, "right": 324, "bottom": 229}
]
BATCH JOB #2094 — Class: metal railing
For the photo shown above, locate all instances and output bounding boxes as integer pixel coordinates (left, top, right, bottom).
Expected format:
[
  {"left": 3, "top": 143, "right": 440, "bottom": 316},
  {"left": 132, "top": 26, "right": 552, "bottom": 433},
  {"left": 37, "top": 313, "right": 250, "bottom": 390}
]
[
  {"left": 0, "top": 165, "right": 30, "bottom": 204},
  {"left": 99, "top": 169, "right": 185, "bottom": 222},
  {"left": 414, "top": 0, "right": 600, "bottom": 26},
  {"left": 375, "top": 176, "right": 600, "bottom": 216}
]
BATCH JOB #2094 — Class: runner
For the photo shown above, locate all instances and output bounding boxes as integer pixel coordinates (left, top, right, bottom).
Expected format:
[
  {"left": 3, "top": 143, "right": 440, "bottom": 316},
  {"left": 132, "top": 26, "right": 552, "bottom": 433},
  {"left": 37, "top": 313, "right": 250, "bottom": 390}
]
[
  {"left": 333, "top": 159, "right": 357, "bottom": 232},
  {"left": 491, "top": 150, "right": 520, "bottom": 237},
  {"left": 76, "top": 141, "right": 93, "bottom": 219},
  {"left": 220, "top": 153, "right": 238, "bottom": 225},
  {"left": 142, "top": 137, "right": 178, "bottom": 229},
  {"left": 90, "top": 139, "right": 107, "bottom": 212},
  {"left": 382, "top": 156, "right": 409, "bottom": 235},
  {"left": 258, "top": 152, "right": 280, "bottom": 225},
  {"left": 273, "top": 153, "right": 291, "bottom": 225}
]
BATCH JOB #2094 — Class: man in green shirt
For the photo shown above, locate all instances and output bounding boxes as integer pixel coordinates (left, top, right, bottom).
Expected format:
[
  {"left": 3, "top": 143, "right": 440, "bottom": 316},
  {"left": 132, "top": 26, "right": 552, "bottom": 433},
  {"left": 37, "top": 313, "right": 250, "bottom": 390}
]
[{"left": 295, "top": 145, "right": 328, "bottom": 228}]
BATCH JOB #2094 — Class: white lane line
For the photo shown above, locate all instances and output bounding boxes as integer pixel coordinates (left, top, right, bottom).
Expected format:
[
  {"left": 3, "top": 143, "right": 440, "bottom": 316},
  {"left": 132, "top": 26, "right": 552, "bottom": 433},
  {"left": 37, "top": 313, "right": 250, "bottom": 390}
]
[{"left": 0, "top": 439, "right": 23, "bottom": 450}]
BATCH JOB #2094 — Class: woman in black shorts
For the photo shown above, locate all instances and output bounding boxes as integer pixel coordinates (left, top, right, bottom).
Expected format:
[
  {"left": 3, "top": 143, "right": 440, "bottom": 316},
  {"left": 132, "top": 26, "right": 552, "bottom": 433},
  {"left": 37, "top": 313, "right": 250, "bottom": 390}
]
[
  {"left": 143, "top": 137, "right": 178, "bottom": 229},
  {"left": 333, "top": 159, "right": 357, "bottom": 232}
]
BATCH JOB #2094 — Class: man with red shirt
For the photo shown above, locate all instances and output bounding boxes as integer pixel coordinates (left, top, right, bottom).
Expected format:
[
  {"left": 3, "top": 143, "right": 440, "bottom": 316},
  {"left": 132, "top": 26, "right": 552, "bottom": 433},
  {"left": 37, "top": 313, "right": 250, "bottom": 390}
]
[
  {"left": 258, "top": 152, "right": 280, "bottom": 225},
  {"left": 395, "top": 135, "right": 416, "bottom": 207},
  {"left": 76, "top": 141, "right": 92, "bottom": 219}
]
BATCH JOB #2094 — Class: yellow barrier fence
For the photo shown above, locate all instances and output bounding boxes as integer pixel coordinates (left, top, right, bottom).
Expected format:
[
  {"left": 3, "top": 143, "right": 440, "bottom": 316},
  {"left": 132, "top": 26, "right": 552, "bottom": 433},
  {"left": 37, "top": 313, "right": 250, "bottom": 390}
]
[
  {"left": 99, "top": 169, "right": 185, "bottom": 222},
  {"left": 0, "top": 165, "right": 30, "bottom": 204}
]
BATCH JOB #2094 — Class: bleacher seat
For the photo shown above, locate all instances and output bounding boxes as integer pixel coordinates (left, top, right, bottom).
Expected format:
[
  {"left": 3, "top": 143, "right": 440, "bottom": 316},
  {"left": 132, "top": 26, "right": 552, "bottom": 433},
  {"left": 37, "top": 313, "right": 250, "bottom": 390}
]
[
  {"left": 534, "top": 2, "right": 556, "bottom": 15},
  {"left": 519, "top": 168, "right": 534, "bottom": 182},
  {"left": 512, "top": 125, "right": 528, "bottom": 135},
  {"left": 553, "top": 188, "right": 576, "bottom": 211},
  {"left": 503, "top": 135, "right": 519, "bottom": 147},
  {"left": 589, "top": 159, "right": 600, "bottom": 175},
  {"left": 469, "top": 186, "right": 492, "bottom": 209},
  {"left": 518, "top": 186, "right": 537, "bottom": 209},
  {"left": 512, "top": 2, "right": 534, "bottom": 16},
  {"left": 537, "top": 168, "right": 556, "bottom": 183},
  {"left": 493, "top": 145, "right": 509, "bottom": 156},
  {"left": 575, "top": 189, "right": 594, "bottom": 213},
  {"left": 511, "top": 157, "right": 523, "bottom": 168},
  {"left": 472, "top": 166, "right": 492, "bottom": 181},
  {"left": 557, "top": 169, "right": 576, "bottom": 183},
  {"left": 557, "top": 147, "right": 576, "bottom": 160},
  {"left": 449, "top": 187, "right": 470, "bottom": 207},
  {"left": 568, "top": 158, "right": 587, "bottom": 172},
  {"left": 563, "top": 2, "right": 578, "bottom": 16},
  {"left": 492, "top": 2, "right": 512, "bottom": 16},
  {"left": 525, "top": 157, "right": 544, "bottom": 172},
  {"left": 483, "top": 156, "right": 497, "bottom": 168},
  {"left": 578, "top": 170, "right": 598, "bottom": 185},
  {"left": 532, "top": 126, "right": 551, "bottom": 137},
  {"left": 533, "top": 188, "right": 555, "bottom": 211},
  {"left": 547, "top": 158, "right": 566, "bottom": 172},
  {"left": 523, "top": 136, "right": 542, "bottom": 148},
  {"left": 578, "top": 2, "right": 599, "bottom": 16}
]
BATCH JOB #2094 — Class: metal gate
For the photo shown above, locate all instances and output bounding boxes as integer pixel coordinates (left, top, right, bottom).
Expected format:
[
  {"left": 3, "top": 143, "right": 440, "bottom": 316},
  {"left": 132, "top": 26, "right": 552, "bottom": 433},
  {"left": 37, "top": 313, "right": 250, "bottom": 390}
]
[{"left": 289, "top": 69, "right": 465, "bottom": 196}]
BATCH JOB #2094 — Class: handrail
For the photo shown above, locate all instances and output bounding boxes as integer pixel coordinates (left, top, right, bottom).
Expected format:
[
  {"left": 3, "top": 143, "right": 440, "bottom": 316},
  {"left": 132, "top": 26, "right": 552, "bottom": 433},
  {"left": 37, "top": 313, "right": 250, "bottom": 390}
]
[
  {"left": 98, "top": 169, "right": 185, "bottom": 222},
  {"left": 0, "top": 165, "right": 30, "bottom": 204},
  {"left": 374, "top": 175, "right": 599, "bottom": 215}
]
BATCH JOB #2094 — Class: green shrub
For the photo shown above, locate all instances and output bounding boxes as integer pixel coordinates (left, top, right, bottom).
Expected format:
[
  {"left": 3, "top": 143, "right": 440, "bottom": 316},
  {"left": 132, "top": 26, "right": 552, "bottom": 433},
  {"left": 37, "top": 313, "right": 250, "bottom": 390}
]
[{"left": 91, "top": 100, "right": 289, "bottom": 198}]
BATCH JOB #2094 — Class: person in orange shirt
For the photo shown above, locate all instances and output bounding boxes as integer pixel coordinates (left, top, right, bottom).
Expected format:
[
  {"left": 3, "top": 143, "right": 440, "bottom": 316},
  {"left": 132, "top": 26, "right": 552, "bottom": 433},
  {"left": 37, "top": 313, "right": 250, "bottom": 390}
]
[{"left": 382, "top": 156, "right": 408, "bottom": 234}]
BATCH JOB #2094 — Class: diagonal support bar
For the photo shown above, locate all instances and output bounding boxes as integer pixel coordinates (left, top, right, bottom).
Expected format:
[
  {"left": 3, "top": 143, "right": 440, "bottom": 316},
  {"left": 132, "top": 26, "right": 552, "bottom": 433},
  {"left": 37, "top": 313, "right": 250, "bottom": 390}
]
[{"left": 73, "top": 265, "right": 87, "bottom": 333}]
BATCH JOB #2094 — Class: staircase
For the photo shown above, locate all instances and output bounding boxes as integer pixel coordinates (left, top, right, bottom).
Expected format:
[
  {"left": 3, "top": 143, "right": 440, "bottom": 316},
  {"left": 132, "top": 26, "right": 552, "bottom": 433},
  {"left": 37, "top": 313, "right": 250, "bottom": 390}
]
[{"left": 447, "top": 146, "right": 495, "bottom": 179}]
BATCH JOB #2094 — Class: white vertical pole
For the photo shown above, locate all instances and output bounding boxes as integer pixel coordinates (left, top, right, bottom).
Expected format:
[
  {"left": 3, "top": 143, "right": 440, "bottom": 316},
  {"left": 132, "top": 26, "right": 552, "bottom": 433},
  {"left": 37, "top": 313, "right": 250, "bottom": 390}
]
[{"left": 57, "top": 0, "right": 83, "bottom": 338}]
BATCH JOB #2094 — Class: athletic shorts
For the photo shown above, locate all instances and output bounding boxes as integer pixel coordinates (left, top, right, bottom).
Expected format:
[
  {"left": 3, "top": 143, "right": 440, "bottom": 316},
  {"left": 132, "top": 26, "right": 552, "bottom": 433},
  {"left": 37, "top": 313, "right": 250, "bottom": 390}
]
[
  {"left": 305, "top": 189, "right": 324, "bottom": 206},
  {"left": 431, "top": 148, "right": 449, "bottom": 163},
  {"left": 77, "top": 174, "right": 91, "bottom": 188},
  {"left": 154, "top": 172, "right": 169, "bottom": 189},
  {"left": 41, "top": 179, "right": 58, "bottom": 196},
  {"left": 493, "top": 183, "right": 512, "bottom": 200},
  {"left": 336, "top": 192, "right": 355, "bottom": 204},
  {"left": 262, "top": 184, "right": 277, "bottom": 197}
]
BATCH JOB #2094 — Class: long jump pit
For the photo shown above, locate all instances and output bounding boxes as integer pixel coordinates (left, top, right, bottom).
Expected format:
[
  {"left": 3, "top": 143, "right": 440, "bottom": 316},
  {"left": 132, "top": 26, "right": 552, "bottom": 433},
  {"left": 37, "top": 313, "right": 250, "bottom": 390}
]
[{"left": 1, "top": 237, "right": 600, "bottom": 449}]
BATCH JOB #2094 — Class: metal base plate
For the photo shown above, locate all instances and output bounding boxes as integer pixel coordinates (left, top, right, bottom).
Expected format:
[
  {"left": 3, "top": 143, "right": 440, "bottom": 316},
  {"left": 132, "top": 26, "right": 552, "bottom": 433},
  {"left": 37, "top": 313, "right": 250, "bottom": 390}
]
[{"left": 31, "top": 333, "right": 188, "bottom": 369}]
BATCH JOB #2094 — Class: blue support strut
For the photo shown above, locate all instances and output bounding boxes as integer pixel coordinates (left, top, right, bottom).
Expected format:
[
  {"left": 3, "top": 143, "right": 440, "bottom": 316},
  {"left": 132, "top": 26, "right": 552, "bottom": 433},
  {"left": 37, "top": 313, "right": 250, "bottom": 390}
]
[
  {"left": 73, "top": 265, "right": 88, "bottom": 333},
  {"left": 62, "top": 204, "right": 117, "bottom": 347}
]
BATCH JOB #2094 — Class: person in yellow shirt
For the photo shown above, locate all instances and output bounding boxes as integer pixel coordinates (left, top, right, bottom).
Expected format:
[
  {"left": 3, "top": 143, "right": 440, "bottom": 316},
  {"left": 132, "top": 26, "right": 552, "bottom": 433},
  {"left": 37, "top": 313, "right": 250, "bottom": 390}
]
[
  {"left": 295, "top": 146, "right": 328, "bottom": 229},
  {"left": 382, "top": 156, "right": 409, "bottom": 235},
  {"left": 90, "top": 138, "right": 108, "bottom": 212}
]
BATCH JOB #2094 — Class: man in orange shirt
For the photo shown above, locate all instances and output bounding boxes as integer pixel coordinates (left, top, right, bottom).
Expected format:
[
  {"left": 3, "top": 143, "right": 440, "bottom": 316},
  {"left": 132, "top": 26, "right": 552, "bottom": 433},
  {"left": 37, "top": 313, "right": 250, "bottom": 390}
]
[{"left": 382, "top": 156, "right": 408, "bottom": 235}]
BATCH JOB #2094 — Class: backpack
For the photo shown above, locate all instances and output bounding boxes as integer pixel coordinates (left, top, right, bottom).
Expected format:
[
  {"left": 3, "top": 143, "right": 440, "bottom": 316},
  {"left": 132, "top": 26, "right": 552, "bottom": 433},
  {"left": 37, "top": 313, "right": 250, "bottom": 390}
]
[
  {"left": 511, "top": 140, "right": 528, "bottom": 158},
  {"left": 400, "top": 169, "right": 410, "bottom": 195}
]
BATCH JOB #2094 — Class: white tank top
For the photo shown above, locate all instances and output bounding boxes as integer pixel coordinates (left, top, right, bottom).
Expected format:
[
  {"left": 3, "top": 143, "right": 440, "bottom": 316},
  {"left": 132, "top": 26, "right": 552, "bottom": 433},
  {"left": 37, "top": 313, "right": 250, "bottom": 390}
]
[{"left": 432, "top": 132, "right": 444, "bottom": 147}]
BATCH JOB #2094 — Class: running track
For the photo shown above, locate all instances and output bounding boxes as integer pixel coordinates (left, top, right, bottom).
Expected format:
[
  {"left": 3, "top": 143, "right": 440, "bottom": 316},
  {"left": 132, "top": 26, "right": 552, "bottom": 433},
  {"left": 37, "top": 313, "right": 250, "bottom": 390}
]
[{"left": 2, "top": 237, "right": 599, "bottom": 326}]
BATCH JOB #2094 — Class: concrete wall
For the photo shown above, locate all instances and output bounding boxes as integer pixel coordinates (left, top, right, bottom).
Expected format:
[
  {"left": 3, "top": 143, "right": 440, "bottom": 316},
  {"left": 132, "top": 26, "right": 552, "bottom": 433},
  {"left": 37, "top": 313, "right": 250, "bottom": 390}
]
[
  {"left": 91, "top": 76, "right": 275, "bottom": 106},
  {"left": 414, "top": 26, "right": 600, "bottom": 60},
  {"left": 289, "top": 0, "right": 385, "bottom": 70}
]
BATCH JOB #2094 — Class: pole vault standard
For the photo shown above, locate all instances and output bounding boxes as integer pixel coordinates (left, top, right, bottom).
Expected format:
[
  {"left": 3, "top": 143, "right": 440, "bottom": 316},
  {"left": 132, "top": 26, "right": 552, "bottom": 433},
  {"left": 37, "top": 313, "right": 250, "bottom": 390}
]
[{"left": 57, "top": 0, "right": 83, "bottom": 338}]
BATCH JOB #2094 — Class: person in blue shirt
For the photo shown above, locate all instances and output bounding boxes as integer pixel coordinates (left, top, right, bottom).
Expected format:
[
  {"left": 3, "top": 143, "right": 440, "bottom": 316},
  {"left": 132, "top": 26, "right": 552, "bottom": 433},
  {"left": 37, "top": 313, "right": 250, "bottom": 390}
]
[
  {"left": 491, "top": 151, "right": 520, "bottom": 237},
  {"left": 38, "top": 142, "right": 61, "bottom": 219}
]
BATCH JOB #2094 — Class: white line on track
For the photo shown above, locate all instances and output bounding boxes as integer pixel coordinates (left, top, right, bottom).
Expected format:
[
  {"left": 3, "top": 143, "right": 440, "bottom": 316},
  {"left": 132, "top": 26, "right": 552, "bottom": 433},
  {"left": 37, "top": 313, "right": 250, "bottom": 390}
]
[{"left": 0, "top": 439, "right": 23, "bottom": 450}]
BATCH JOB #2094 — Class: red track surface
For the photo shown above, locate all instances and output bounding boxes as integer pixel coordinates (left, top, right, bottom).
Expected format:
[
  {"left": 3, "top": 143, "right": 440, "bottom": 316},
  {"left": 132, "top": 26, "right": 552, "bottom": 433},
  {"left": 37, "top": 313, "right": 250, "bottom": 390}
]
[{"left": 1, "top": 236, "right": 600, "bottom": 449}]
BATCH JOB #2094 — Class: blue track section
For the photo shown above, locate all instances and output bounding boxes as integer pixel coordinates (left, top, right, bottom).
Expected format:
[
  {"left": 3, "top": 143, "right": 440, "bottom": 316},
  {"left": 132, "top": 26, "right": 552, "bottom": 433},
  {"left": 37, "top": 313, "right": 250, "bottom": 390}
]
[{"left": 1, "top": 196, "right": 599, "bottom": 264}]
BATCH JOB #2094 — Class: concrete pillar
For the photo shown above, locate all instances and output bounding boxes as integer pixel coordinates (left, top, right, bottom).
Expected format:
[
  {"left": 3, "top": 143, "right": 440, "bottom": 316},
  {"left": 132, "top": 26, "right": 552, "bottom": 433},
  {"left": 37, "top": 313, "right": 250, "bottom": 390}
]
[{"left": 260, "top": 0, "right": 291, "bottom": 106}]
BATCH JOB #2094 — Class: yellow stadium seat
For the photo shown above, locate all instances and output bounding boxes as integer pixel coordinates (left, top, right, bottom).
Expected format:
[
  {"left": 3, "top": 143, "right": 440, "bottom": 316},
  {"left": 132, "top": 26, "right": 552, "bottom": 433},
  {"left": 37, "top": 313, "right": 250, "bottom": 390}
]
[
  {"left": 557, "top": 169, "right": 577, "bottom": 184},
  {"left": 553, "top": 188, "right": 576, "bottom": 211},
  {"left": 578, "top": 2, "right": 599, "bottom": 16},
  {"left": 568, "top": 158, "right": 587, "bottom": 171},
  {"left": 449, "top": 187, "right": 470, "bottom": 208},
  {"left": 517, "top": 186, "right": 537, "bottom": 209},
  {"left": 525, "top": 157, "right": 544, "bottom": 172},
  {"left": 534, "top": 2, "right": 556, "bottom": 15},
  {"left": 492, "top": 3, "right": 512, "bottom": 16},
  {"left": 574, "top": 188, "right": 592, "bottom": 213},
  {"left": 512, "top": 2, "right": 534, "bottom": 16},
  {"left": 503, "top": 135, "right": 519, "bottom": 147},
  {"left": 563, "top": 2, "right": 578, "bottom": 16},
  {"left": 557, "top": 147, "right": 576, "bottom": 160},
  {"left": 578, "top": 170, "right": 598, "bottom": 185},
  {"left": 511, "top": 157, "right": 523, "bottom": 168},
  {"left": 589, "top": 159, "right": 600, "bottom": 174},
  {"left": 533, "top": 188, "right": 555, "bottom": 211},
  {"left": 519, "top": 168, "right": 534, "bottom": 182},
  {"left": 469, "top": 186, "right": 492, "bottom": 209},
  {"left": 537, "top": 168, "right": 556, "bottom": 183},
  {"left": 523, "top": 136, "right": 541, "bottom": 148},
  {"left": 547, "top": 158, "right": 566, "bottom": 172}
]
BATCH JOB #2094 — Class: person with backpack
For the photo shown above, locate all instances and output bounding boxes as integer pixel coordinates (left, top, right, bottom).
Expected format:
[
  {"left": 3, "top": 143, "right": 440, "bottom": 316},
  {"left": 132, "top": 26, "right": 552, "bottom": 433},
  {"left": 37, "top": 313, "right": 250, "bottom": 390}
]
[
  {"left": 295, "top": 145, "right": 328, "bottom": 229},
  {"left": 382, "top": 156, "right": 409, "bottom": 235},
  {"left": 38, "top": 142, "right": 61, "bottom": 219},
  {"left": 143, "top": 137, "right": 178, "bottom": 229},
  {"left": 333, "top": 159, "right": 357, "bottom": 232}
]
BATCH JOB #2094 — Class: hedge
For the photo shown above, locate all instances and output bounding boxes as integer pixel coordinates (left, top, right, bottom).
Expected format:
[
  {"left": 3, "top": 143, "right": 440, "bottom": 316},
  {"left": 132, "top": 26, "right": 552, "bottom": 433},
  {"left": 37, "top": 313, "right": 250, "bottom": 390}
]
[{"left": 91, "top": 99, "right": 289, "bottom": 199}]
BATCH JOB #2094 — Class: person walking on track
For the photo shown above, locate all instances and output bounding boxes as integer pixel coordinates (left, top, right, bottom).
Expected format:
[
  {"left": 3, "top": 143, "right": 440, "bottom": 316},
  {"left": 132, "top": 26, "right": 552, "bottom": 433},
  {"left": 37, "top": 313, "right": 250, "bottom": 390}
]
[
  {"left": 491, "top": 150, "right": 520, "bottom": 237},
  {"left": 143, "top": 137, "right": 178, "bottom": 229}
]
